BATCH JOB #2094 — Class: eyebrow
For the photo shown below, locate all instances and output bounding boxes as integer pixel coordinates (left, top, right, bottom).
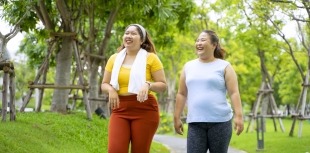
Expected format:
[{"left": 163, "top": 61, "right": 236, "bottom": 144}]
[
  {"left": 196, "top": 38, "right": 207, "bottom": 40},
  {"left": 125, "top": 30, "right": 138, "bottom": 33}
]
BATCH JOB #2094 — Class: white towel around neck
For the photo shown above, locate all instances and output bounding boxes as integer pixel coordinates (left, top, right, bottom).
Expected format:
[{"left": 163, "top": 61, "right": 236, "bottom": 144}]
[{"left": 110, "top": 48, "right": 148, "bottom": 94}]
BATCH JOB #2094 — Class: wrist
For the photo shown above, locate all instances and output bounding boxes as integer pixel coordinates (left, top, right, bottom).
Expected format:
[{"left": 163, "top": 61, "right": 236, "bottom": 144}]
[
  {"left": 174, "top": 115, "right": 181, "bottom": 120},
  {"left": 145, "top": 81, "right": 153, "bottom": 90},
  {"left": 234, "top": 113, "right": 243, "bottom": 118}
]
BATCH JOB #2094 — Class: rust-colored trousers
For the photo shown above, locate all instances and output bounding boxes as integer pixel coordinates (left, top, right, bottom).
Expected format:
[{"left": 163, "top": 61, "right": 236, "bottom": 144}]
[{"left": 108, "top": 94, "right": 159, "bottom": 153}]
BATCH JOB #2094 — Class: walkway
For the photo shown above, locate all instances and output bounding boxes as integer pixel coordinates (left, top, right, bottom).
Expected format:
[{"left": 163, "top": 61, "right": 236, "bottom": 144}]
[{"left": 153, "top": 134, "right": 247, "bottom": 153}]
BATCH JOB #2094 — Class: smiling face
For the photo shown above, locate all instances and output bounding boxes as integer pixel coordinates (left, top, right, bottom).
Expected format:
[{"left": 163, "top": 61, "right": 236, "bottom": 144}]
[
  {"left": 195, "top": 32, "right": 217, "bottom": 57},
  {"left": 123, "top": 26, "right": 143, "bottom": 51}
]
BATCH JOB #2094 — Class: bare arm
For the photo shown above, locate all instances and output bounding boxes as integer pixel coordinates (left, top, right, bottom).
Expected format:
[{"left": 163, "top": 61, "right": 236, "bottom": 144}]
[
  {"left": 225, "top": 64, "right": 244, "bottom": 135},
  {"left": 101, "top": 70, "right": 114, "bottom": 93},
  {"left": 101, "top": 70, "right": 119, "bottom": 109},
  {"left": 174, "top": 68, "right": 187, "bottom": 135},
  {"left": 137, "top": 68, "right": 167, "bottom": 102},
  {"left": 149, "top": 69, "right": 167, "bottom": 92}
]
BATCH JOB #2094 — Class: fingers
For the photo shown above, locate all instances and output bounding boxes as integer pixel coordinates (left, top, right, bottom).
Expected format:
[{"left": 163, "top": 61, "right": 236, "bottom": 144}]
[
  {"left": 109, "top": 98, "right": 119, "bottom": 109},
  {"left": 176, "top": 127, "right": 184, "bottom": 135},
  {"left": 234, "top": 117, "right": 244, "bottom": 136},
  {"left": 174, "top": 120, "right": 184, "bottom": 135},
  {"left": 137, "top": 92, "right": 148, "bottom": 102},
  {"left": 234, "top": 123, "right": 244, "bottom": 136},
  {"left": 137, "top": 84, "right": 150, "bottom": 102},
  {"left": 108, "top": 90, "right": 119, "bottom": 109}
]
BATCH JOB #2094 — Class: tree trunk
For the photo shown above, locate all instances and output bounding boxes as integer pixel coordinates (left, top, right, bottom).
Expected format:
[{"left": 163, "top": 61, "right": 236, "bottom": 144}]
[
  {"left": 89, "top": 65, "right": 100, "bottom": 111},
  {"left": 166, "top": 77, "right": 176, "bottom": 114},
  {"left": 0, "top": 33, "right": 10, "bottom": 61},
  {"left": 86, "top": 1, "right": 99, "bottom": 112},
  {"left": 51, "top": 37, "right": 73, "bottom": 113}
]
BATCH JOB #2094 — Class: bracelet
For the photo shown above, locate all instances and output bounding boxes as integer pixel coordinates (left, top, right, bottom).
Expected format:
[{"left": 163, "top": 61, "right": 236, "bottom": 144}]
[{"left": 145, "top": 81, "right": 152, "bottom": 90}]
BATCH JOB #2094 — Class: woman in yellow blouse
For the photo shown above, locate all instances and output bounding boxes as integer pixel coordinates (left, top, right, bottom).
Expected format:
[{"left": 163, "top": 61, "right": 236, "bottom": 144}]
[{"left": 101, "top": 24, "right": 167, "bottom": 153}]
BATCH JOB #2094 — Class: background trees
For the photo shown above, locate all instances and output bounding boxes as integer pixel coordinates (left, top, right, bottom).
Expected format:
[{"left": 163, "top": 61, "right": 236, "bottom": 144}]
[
  {"left": 1, "top": 0, "right": 309, "bottom": 133},
  {"left": 1, "top": 0, "right": 195, "bottom": 115}
]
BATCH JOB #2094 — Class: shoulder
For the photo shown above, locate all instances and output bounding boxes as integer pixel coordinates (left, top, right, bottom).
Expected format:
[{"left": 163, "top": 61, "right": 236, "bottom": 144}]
[
  {"left": 110, "top": 53, "right": 118, "bottom": 59},
  {"left": 105, "top": 53, "right": 118, "bottom": 71},
  {"left": 184, "top": 59, "right": 199, "bottom": 67},
  {"left": 146, "top": 53, "right": 163, "bottom": 71},
  {"left": 147, "top": 52, "right": 158, "bottom": 59},
  {"left": 107, "top": 53, "right": 118, "bottom": 61},
  {"left": 216, "top": 59, "right": 230, "bottom": 66},
  {"left": 147, "top": 53, "right": 162, "bottom": 63},
  {"left": 106, "top": 53, "right": 118, "bottom": 65},
  {"left": 183, "top": 59, "right": 198, "bottom": 72}
]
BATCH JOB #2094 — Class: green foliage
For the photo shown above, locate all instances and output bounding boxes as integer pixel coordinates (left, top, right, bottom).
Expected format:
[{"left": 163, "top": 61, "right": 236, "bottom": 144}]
[
  {"left": 2, "top": 0, "right": 309, "bottom": 120},
  {"left": 0, "top": 112, "right": 107, "bottom": 153},
  {"left": 11, "top": 62, "right": 34, "bottom": 100},
  {"left": 13, "top": 61, "right": 55, "bottom": 110},
  {"left": 18, "top": 31, "right": 53, "bottom": 69},
  {"left": 160, "top": 31, "right": 196, "bottom": 81},
  {"left": 157, "top": 112, "right": 174, "bottom": 134},
  {"left": 275, "top": 53, "right": 304, "bottom": 104},
  {"left": 230, "top": 118, "right": 310, "bottom": 153},
  {"left": 0, "top": 112, "right": 169, "bottom": 153},
  {"left": 171, "top": 118, "right": 310, "bottom": 153},
  {"left": 150, "top": 142, "right": 170, "bottom": 153},
  {"left": 2, "top": 1, "right": 38, "bottom": 32}
]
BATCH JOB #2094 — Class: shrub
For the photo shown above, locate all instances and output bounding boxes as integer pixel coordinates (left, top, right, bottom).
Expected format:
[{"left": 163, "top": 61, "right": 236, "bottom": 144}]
[{"left": 157, "top": 112, "right": 174, "bottom": 134}]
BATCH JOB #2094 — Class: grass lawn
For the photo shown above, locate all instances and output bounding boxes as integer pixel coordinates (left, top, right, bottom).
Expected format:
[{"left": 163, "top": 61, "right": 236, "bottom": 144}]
[
  {"left": 172, "top": 117, "right": 310, "bottom": 153},
  {"left": 230, "top": 118, "right": 310, "bottom": 153},
  {"left": 3, "top": 111, "right": 308, "bottom": 153},
  {"left": 0, "top": 112, "right": 169, "bottom": 153}
]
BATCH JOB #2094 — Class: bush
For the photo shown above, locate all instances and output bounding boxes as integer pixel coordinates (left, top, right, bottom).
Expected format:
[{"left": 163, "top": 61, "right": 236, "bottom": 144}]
[{"left": 157, "top": 112, "right": 174, "bottom": 134}]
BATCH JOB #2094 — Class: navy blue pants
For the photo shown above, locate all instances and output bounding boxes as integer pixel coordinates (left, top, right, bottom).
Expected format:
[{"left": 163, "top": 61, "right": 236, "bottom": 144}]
[{"left": 187, "top": 120, "right": 232, "bottom": 153}]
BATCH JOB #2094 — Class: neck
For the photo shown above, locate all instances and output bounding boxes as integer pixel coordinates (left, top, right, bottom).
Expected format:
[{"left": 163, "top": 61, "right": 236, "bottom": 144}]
[
  {"left": 126, "top": 48, "right": 140, "bottom": 56},
  {"left": 199, "top": 56, "right": 216, "bottom": 63}
]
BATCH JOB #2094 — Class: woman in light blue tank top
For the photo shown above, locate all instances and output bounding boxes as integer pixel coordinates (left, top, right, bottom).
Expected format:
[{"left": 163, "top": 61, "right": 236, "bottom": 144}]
[{"left": 174, "top": 30, "right": 244, "bottom": 153}]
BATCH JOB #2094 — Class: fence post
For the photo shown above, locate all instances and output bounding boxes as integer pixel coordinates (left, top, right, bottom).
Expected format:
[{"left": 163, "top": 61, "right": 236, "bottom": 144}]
[{"left": 256, "top": 115, "right": 264, "bottom": 151}]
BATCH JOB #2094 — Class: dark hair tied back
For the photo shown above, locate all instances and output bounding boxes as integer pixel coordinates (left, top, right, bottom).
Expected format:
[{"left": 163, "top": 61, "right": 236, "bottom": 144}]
[{"left": 202, "top": 30, "right": 225, "bottom": 59}]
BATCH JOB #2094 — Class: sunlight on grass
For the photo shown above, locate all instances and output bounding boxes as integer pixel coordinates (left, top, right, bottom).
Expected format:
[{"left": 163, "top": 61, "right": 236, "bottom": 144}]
[
  {"left": 151, "top": 141, "right": 170, "bottom": 153},
  {"left": 230, "top": 118, "right": 310, "bottom": 153},
  {"left": 166, "top": 117, "right": 310, "bottom": 153},
  {"left": 0, "top": 112, "right": 169, "bottom": 153},
  {"left": 0, "top": 112, "right": 107, "bottom": 153},
  {"left": 3, "top": 112, "right": 307, "bottom": 153}
]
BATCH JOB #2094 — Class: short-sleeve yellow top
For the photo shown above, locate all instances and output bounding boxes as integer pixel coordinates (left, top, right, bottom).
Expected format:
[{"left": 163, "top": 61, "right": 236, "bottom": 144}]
[{"left": 105, "top": 52, "right": 163, "bottom": 95}]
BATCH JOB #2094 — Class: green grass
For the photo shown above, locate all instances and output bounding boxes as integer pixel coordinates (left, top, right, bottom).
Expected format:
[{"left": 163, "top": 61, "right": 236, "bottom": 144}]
[
  {"left": 230, "top": 118, "right": 310, "bottom": 153},
  {"left": 170, "top": 118, "right": 310, "bottom": 153},
  {"left": 150, "top": 142, "right": 170, "bottom": 153},
  {"left": 5, "top": 112, "right": 308, "bottom": 153},
  {"left": 0, "top": 112, "right": 169, "bottom": 153}
]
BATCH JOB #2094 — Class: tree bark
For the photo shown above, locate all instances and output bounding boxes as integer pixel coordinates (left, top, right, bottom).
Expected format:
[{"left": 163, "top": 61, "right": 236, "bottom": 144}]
[
  {"left": 50, "top": 0, "right": 75, "bottom": 113},
  {"left": 88, "top": 5, "right": 121, "bottom": 113},
  {"left": 51, "top": 36, "right": 73, "bottom": 113}
]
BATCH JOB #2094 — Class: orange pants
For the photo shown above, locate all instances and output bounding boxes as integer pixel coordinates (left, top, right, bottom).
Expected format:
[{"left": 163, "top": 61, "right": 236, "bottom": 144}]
[{"left": 108, "top": 94, "right": 159, "bottom": 153}]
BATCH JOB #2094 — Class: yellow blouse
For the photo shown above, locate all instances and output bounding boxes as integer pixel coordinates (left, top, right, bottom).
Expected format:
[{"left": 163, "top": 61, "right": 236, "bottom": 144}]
[{"left": 105, "top": 52, "right": 163, "bottom": 95}]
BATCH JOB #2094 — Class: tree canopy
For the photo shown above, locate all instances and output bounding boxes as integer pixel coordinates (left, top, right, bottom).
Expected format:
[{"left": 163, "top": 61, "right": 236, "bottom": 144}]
[{"left": 1, "top": 0, "right": 309, "bottom": 121}]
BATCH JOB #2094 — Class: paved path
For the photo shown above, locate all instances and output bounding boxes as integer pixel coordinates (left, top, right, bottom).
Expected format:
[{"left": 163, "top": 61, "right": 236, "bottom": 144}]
[{"left": 153, "top": 134, "right": 247, "bottom": 153}]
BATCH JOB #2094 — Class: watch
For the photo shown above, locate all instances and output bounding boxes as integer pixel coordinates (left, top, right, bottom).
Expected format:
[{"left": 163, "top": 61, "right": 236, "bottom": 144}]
[{"left": 145, "top": 81, "right": 152, "bottom": 90}]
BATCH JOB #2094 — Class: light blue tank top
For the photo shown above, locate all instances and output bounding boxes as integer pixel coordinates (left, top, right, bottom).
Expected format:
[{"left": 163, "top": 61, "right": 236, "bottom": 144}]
[{"left": 184, "top": 58, "right": 233, "bottom": 123}]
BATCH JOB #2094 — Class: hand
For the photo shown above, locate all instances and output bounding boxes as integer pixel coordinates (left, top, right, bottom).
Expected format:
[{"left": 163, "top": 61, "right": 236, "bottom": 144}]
[
  {"left": 108, "top": 90, "right": 119, "bottom": 109},
  {"left": 136, "top": 83, "right": 150, "bottom": 102},
  {"left": 174, "top": 119, "right": 184, "bottom": 135},
  {"left": 234, "top": 116, "right": 244, "bottom": 135}
]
